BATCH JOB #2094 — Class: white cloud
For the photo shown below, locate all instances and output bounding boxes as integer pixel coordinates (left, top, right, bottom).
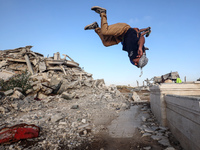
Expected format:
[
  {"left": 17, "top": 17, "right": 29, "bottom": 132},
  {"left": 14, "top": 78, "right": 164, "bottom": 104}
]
[
  {"left": 128, "top": 18, "right": 139, "bottom": 25},
  {"left": 128, "top": 16, "right": 152, "bottom": 25}
]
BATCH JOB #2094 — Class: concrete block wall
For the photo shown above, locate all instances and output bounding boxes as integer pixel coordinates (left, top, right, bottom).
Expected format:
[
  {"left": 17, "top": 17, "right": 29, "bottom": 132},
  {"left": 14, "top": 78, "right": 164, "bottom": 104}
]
[
  {"left": 165, "top": 95, "right": 200, "bottom": 150},
  {"left": 150, "top": 91, "right": 167, "bottom": 126},
  {"left": 150, "top": 83, "right": 200, "bottom": 150},
  {"left": 150, "top": 83, "right": 200, "bottom": 126}
]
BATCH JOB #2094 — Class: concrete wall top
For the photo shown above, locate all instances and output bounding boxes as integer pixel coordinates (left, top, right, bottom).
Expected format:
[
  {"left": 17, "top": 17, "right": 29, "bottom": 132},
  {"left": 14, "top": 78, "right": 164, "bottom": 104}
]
[
  {"left": 150, "top": 83, "right": 200, "bottom": 95},
  {"left": 166, "top": 94, "right": 200, "bottom": 101},
  {"left": 166, "top": 94, "right": 200, "bottom": 113}
]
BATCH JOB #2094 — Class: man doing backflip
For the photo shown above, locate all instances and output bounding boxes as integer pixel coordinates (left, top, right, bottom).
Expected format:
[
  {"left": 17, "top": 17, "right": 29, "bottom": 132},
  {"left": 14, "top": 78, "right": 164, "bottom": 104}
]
[{"left": 84, "top": 6, "right": 151, "bottom": 76}]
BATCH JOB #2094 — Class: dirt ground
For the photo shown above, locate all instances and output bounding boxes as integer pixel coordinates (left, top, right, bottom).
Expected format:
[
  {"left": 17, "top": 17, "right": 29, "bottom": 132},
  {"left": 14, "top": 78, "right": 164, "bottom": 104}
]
[
  {"left": 1, "top": 87, "right": 182, "bottom": 150},
  {"left": 69, "top": 88, "right": 182, "bottom": 150},
  {"left": 76, "top": 131, "right": 166, "bottom": 150}
]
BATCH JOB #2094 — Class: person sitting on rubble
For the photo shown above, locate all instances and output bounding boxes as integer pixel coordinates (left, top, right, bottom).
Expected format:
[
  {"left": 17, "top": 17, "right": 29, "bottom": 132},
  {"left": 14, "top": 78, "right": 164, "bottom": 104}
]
[{"left": 84, "top": 6, "right": 151, "bottom": 76}]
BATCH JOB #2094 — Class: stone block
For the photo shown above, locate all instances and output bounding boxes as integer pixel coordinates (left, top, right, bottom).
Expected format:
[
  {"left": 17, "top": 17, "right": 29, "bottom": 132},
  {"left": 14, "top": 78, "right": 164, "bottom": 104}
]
[
  {"left": 132, "top": 92, "right": 141, "bottom": 101},
  {"left": 4, "top": 89, "right": 14, "bottom": 96},
  {"left": 11, "top": 90, "right": 25, "bottom": 99},
  {"left": 51, "top": 113, "right": 63, "bottom": 122},
  {"left": 61, "top": 92, "right": 75, "bottom": 100}
]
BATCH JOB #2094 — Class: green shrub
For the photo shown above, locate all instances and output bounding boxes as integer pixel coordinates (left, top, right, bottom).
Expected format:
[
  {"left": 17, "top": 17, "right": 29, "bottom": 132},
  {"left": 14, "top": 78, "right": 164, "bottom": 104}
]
[{"left": 0, "top": 70, "right": 32, "bottom": 94}]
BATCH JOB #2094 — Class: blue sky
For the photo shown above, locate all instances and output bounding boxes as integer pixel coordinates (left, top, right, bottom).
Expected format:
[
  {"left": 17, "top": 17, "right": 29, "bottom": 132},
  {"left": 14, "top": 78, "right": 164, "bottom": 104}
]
[{"left": 0, "top": 0, "right": 200, "bottom": 86}]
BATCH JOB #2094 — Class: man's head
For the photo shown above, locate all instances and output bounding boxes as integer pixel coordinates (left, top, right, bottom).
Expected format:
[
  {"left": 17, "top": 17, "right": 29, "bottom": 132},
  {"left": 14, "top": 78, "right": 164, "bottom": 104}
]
[
  {"left": 131, "top": 54, "right": 148, "bottom": 77},
  {"left": 137, "top": 54, "right": 148, "bottom": 68},
  {"left": 132, "top": 54, "right": 148, "bottom": 68}
]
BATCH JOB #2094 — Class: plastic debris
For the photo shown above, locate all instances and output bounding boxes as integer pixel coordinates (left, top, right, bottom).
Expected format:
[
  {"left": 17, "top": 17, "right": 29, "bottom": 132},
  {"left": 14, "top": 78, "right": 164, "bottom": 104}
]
[{"left": 0, "top": 123, "right": 40, "bottom": 144}]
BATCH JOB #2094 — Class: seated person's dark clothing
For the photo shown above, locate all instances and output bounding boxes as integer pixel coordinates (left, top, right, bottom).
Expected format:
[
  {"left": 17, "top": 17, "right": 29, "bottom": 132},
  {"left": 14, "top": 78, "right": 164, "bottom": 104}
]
[{"left": 122, "top": 28, "right": 145, "bottom": 63}]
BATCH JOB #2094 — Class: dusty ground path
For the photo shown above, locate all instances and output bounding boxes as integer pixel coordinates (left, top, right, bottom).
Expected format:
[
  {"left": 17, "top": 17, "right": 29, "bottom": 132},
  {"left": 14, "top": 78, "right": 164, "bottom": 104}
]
[
  {"left": 77, "top": 104, "right": 166, "bottom": 150},
  {"left": 75, "top": 89, "right": 182, "bottom": 150}
]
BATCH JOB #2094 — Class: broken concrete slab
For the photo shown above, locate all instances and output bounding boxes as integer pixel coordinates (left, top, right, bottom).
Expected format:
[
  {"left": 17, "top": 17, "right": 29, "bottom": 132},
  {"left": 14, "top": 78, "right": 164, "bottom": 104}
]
[
  {"left": 61, "top": 92, "right": 76, "bottom": 100},
  {"left": 132, "top": 92, "right": 141, "bottom": 101},
  {"left": 51, "top": 113, "right": 63, "bottom": 122},
  {"left": 0, "top": 61, "right": 8, "bottom": 68},
  {"left": 0, "top": 70, "right": 15, "bottom": 81},
  {"left": 24, "top": 54, "right": 34, "bottom": 75},
  {"left": 4, "top": 89, "right": 14, "bottom": 96},
  {"left": 11, "top": 90, "right": 25, "bottom": 99}
]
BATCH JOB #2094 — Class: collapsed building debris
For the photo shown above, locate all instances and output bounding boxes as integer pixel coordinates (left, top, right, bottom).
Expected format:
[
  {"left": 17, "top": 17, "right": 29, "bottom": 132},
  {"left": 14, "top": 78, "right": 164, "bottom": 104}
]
[
  {"left": 0, "top": 46, "right": 131, "bottom": 149},
  {"left": 0, "top": 45, "right": 79, "bottom": 75},
  {"left": 142, "top": 71, "right": 181, "bottom": 87},
  {"left": 0, "top": 46, "right": 181, "bottom": 150},
  {"left": 155, "top": 71, "right": 180, "bottom": 83}
]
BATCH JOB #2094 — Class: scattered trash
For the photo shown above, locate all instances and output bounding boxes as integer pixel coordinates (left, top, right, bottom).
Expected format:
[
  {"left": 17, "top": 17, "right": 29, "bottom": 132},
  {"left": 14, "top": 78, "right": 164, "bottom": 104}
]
[{"left": 0, "top": 124, "right": 40, "bottom": 144}]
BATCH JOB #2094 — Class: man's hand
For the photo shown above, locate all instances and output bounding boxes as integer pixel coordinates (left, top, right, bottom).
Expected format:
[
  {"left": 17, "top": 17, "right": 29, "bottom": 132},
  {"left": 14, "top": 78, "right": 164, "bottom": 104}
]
[{"left": 137, "top": 48, "right": 143, "bottom": 58}]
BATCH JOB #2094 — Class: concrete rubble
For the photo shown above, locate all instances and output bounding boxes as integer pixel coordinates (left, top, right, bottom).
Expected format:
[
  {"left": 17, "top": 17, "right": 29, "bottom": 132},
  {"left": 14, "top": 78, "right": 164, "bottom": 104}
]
[
  {"left": 138, "top": 103, "right": 182, "bottom": 150},
  {"left": 0, "top": 46, "right": 182, "bottom": 150},
  {"left": 0, "top": 46, "right": 131, "bottom": 149}
]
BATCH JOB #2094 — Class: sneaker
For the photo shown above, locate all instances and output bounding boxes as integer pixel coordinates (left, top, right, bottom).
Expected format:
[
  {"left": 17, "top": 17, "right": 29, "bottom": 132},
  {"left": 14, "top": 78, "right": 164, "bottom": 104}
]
[
  {"left": 91, "top": 6, "right": 106, "bottom": 14},
  {"left": 84, "top": 22, "right": 99, "bottom": 30},
  {"left": 145, "top": 27, "right": 151, "bottom": 37}
]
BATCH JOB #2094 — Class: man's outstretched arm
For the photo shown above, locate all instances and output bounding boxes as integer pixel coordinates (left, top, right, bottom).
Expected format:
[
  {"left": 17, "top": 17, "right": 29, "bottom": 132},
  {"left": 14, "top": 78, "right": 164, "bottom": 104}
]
[{"left": 137, "top": 35, "right": 145, "bottom": 57}]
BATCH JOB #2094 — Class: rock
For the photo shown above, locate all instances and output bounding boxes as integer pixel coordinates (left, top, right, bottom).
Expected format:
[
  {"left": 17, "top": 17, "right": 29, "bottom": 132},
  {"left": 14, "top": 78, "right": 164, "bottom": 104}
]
[
  {"left": 164, "top": 147, "right": 176, "bottom": 150},
  {"left": 49, "top": 77, "right": 62, "bottom": 92},
  {"left": 4, "top": 89, "right": 14, "bottom": 96},
  {"left": 30, "top": 74, "right": 43, "bottom": 82},
  {"left": 143, "top": 127, "right": 154, "bottom": 133},
  {"left": 71, "top": 105, "right": 79, "bottom": 109},
  {"left": 141, "top": 116, "right": 147, "bottom": 122},
  {"left": 143, "top": 146, "right": 151, "bottom": 150},
  {"left": 68, "top": 81, "right": 80, "bottom": 89},
  {"left": 0, "top": 70, "right": 15, "bottom": 81},
  {"left": 14, "top": 87, "right": 23, "bottom": 92},
  {"left": 11, "top": 90, "right": 25, "bottom": 99},
  {"left": 151, "top": 126, "right": 159, "bottom": 131},
  {"left": 11, "top": 103, "right": 19, "bottom": 110},
  {"left": 159, "top": 126, "right": 168, "bottom": 131},
  {"left": 93, "top": 79, "right": 105, "bottom": 89},
  {"left": 37, "top": 92, "right": 48, "bottom": 99},
  {"left": 78, "top": 123, "right": 90, "bottom": 129},
  {"left": 38, "top": 61, "right": 46, "bottom": 72},
  {"left": 30, "top": 81, "right": 41, "bottom": 86},
  {"left": 44, "top": 88, "right": 53, "bottom": 95},
  {"left": 142, "top": 133, "right": 152, "bottom": 137},
  {"left": 151, "top": 135, "right": 163, "bottom": 141},
  {"left": 57, "top": 80, "right": 69, "bottom": 94},
  {"left": 115, "top": 90, "right": 122, "bottom": 97},
  {"left": 26, "top": 88, "right": 33, "bottom": 94},
  {"left": 81, "top": 119, "right": 86, "bottom": 124},
  {"left": 0, "top": 60, "right": 8, "bottom": 68},
  {"left": 61, "top": 92, "right": 75, "bottom": 100},
  {"left": 84, "top": 79, "right": 93, "bottom": 87},
  {"left": 132, "top": 92, "right": 141, "bottom": 101},
  {"left": 0, "top": 107, "right": 6, "bottom": 114},
  {"left": 51, "top": 114, "right": 63, "bottom": 122},
  {"left": 158, "top": 137, "right": 171, "bottom": 147},
  {"left": 83, "top": 130, "right": 87, "bottom": 135},
  {"left": 59, "top": 122, "right": 67, "bottom": 125}
]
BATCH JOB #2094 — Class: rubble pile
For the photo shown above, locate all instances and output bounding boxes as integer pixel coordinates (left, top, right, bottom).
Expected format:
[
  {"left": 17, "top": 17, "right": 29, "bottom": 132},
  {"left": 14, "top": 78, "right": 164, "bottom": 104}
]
[
  {"left": 138, "top": 104, "right": 182, "bottom": 150},
  {"left": 0, "top": 46, "right": 130, "bottom": 149}
]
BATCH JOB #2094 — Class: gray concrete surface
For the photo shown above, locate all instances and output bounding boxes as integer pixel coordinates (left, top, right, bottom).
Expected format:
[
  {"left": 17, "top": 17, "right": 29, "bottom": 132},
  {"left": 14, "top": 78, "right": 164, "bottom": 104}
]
[
  {"left": 150, "top": 83, "right": 200, "bottom": 150},
  {"left": 107, "top": 105, "right": 148, "bottom": 138}
]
